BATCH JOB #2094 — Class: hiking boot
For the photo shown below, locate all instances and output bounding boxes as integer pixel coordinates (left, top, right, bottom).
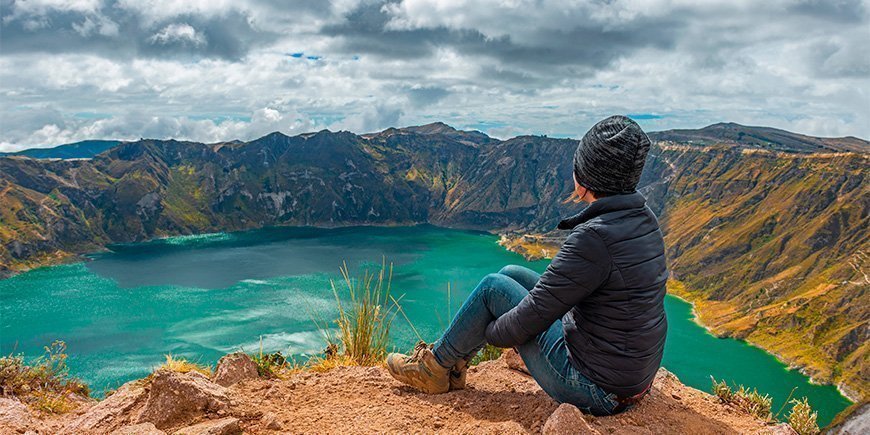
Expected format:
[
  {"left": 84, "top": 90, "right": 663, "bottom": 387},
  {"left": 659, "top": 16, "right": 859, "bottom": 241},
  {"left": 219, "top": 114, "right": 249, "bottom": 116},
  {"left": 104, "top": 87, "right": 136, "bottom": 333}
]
[
  {"left": 449, "top": 357, "right": 469, "bottom": 390},
  {"left": 386, "top": 341, "right": 450, "bottom": 394}
]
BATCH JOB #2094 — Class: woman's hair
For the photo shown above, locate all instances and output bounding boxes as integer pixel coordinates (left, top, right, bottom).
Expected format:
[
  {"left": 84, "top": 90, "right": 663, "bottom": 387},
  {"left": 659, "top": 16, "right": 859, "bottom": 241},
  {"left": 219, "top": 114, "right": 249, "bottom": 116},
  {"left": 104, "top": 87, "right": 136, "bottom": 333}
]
[{"left": 562, "top": 186, "right": 611, "bottom": 204}]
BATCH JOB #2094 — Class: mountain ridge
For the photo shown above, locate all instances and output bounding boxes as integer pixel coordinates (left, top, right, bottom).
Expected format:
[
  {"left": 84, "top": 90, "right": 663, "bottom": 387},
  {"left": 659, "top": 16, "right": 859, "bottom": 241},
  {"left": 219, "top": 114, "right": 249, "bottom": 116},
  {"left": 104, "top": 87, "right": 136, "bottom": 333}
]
[{"left": 5, "top": 121, "right": 865, "bottom": 160}]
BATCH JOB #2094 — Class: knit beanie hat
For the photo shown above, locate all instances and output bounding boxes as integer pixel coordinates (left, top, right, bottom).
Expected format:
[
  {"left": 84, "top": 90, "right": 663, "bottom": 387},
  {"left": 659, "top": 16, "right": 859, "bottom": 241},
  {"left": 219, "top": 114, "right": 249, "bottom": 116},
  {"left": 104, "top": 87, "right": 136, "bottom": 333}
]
[{"left": 573, "top": 115, "right": 651, "bottom": 195}]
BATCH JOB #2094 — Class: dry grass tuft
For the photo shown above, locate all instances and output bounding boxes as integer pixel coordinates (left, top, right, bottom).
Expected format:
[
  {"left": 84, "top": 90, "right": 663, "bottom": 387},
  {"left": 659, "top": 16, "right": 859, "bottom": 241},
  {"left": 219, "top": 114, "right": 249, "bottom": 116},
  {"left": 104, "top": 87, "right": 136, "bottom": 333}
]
[
  {"left": 159, "top": 354, "right": 212, "bottom": 377},
  {"left": 313, "top": 260, "right": 400, "bottom": 369},
  {"left": 0, "top": 341, "right": 89, "bottom": 413}
]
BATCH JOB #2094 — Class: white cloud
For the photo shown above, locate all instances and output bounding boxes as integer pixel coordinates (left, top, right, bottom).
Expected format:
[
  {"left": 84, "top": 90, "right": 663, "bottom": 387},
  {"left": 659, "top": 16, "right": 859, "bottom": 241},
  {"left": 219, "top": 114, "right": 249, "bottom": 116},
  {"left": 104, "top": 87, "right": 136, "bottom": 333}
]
[
  {"left": 0, "top": 0, "right": 868, "bottom": 151},
  {"left": 148, "top": 23, "right": 206, "bottom": 46}
]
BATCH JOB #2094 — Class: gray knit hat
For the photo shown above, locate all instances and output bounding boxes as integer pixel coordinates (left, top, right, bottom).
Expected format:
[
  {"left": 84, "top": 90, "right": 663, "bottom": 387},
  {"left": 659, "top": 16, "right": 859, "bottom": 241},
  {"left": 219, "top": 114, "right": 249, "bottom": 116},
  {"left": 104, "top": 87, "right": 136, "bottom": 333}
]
[{"left": 573, "top": 115, "right": 651, "bottom": 195}]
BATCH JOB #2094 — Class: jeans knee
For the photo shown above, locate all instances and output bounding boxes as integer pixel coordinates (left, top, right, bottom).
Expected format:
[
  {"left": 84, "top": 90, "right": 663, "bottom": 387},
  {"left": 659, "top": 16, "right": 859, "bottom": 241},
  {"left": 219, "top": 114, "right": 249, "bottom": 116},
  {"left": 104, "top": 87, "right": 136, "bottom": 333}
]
[
  {"left": 475, "top": 273, "right": 518, "bottom": 302},
  {"left": 498, "top": 264, "right": 524, "bottom": 276},
  {"left": 480, "top": 272, "right": 509, "bottom": 288}
]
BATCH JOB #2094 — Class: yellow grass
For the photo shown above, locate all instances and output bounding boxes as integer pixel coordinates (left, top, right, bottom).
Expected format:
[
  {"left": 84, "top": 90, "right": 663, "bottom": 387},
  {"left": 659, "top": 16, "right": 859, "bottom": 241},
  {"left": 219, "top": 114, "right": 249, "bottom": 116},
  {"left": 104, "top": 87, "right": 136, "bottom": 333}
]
[{"left": 159, "top": 354, "right": 212, "bottom": 376}]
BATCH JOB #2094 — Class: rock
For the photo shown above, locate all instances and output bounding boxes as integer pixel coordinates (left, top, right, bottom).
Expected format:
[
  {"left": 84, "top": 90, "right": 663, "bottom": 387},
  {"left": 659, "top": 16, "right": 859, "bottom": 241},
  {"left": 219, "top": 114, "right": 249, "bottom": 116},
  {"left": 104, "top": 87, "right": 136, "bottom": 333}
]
[
  {"left": 828, "top": 403, "right": 870, "bottom": 435},
  {"left": 769, "top": 423, "right": 797, "bottom": 434},
  {"left": 137, "top": 370, "right": 230, "bottom": 429},
  {"left": 504, "top": 348, "right": 530, "bottom": 375},
  {"left": 173, "top": 417, "right": 242, "bottom": 435},
  {"left": 212, "top": 353, "right": 259, "bottom": 387},
  {"left": 63, "top": 380, "right": 148, "bottom": 433},
  {"left": 0, "top": 397, "right": 34, "bottom": 433},
  {"left": 543, "top": 403, "right": 600, "bottom": 435},
  {"left": 112, "top": 422, "right": 166, "bottom": 434},
  {"left": 261, "top": 412, "right": 282, "bottom": 430}
]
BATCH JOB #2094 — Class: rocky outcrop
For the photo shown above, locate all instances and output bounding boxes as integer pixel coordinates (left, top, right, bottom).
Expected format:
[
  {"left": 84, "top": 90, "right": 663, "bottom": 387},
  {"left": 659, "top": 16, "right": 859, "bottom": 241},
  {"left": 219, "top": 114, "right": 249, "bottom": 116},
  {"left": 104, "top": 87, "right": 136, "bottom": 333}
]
[
  {"left": 62, "top": 369, "right": 230, "bottom": 433},
  {"left": 137, "top": 370, "right": 230, "bottom": 429},
  {"left": 543, "top": 403, "right": 601, "bottom": 435},
  {"left": 826, "top": 403, "right": 870, "bottom": 434},
  {"left": 63, "top": 380, "right": 149, "bottom": 433},
  {"left": 212, "top": 353, "right": 259, "bottom": 387},
  {"left": 0, "top": 398, "right": 34, "bottom": 433}
]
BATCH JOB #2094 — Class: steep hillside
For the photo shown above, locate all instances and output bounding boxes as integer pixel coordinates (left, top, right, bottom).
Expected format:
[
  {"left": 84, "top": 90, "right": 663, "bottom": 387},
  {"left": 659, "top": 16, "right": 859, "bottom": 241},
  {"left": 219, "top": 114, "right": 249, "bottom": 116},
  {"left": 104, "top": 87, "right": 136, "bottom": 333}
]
[{"left": 648, "top": 145, "right": 869, "bottom": 401}]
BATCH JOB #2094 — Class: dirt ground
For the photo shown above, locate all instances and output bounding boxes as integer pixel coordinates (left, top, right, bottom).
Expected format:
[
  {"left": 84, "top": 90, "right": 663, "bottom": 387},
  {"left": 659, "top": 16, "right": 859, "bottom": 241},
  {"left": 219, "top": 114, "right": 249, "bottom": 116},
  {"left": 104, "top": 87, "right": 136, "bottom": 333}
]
[
  {"left": 3, "top": 354, "right": 789, "bottom": 434},
  {"left": 228, "top": 357, "right": 784, "bottom": 434}
]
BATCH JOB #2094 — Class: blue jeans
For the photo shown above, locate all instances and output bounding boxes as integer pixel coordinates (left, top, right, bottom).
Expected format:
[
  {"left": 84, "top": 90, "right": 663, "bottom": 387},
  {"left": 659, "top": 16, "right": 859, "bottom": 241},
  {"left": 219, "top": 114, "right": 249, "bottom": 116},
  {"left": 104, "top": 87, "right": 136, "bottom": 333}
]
[{"left": 433, "top": 265, "right": 620, "bottom": 416}]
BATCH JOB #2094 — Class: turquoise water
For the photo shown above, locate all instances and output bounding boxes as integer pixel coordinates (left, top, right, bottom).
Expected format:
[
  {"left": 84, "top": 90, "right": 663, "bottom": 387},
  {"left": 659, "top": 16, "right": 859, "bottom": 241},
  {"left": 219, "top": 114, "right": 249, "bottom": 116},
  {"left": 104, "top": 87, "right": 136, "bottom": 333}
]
[{"left": 0, "top": 225, "right": 850, "bottom": 425}]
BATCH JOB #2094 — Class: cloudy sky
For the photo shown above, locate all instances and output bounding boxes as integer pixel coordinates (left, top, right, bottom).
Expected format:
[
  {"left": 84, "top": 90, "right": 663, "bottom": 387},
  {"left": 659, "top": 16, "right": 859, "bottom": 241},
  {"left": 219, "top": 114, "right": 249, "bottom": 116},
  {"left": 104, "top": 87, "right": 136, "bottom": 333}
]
[{"left": 1, "top": 0, "right": 868, "bottom": 151}]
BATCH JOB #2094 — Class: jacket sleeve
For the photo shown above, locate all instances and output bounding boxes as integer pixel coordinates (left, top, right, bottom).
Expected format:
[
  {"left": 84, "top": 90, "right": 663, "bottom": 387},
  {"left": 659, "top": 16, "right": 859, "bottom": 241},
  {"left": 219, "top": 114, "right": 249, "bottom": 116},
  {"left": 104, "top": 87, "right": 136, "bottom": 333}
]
[{"left": 485, "top": 226, "right": 611, "bottom": 348}]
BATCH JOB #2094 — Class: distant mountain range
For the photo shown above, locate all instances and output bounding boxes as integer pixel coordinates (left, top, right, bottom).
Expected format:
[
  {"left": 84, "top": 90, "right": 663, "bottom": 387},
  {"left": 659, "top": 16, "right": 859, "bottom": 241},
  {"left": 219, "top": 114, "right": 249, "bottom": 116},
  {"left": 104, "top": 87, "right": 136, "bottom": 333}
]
[
  {"left": 0, "top": 140, "right": 121, "bottom": 159},
  {"left": 3, "top": 122, "right": 865, "bottom": 160},
  {"left": 0, "top": 121, "right": 867, "bottom": 401},
  {"left": 648, "top": 122, "right": 867, "bottom": 153}
]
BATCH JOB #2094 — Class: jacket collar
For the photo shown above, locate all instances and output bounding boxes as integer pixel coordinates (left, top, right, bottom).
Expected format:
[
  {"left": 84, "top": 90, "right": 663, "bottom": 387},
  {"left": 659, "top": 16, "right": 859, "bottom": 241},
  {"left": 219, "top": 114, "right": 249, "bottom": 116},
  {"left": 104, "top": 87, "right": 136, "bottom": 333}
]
[{"left": 557, "top": 191, "right": 647, "bottom": 230}]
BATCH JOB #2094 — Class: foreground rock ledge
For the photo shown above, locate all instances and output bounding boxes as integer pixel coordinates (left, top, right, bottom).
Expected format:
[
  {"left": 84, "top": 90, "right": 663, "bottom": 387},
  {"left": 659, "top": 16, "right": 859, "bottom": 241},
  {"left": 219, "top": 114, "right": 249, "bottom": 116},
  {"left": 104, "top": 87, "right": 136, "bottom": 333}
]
[{"left": 6, "top": 353, "right": 794, "bottom": 434}]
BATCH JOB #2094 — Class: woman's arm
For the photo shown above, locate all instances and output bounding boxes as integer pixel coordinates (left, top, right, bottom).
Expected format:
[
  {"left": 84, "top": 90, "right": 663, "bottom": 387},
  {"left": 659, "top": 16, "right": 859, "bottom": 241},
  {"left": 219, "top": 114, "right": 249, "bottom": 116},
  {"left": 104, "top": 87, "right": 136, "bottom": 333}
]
[{"left": 485, "top": 226, "right": 610, "bottom": 348}]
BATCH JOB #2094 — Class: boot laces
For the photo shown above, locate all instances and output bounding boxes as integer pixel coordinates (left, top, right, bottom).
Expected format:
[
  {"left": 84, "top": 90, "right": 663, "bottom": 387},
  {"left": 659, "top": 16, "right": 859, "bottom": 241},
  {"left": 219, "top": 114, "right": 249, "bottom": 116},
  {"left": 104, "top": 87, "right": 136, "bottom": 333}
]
[{"left": 407, "top": 340, "right": 431, "bottom": 363}]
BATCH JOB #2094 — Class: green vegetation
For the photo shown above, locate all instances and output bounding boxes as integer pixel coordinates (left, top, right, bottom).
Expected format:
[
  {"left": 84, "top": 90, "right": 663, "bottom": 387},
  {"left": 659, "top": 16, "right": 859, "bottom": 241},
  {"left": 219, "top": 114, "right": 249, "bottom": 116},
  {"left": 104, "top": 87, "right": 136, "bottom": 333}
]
[
  {"left": 250, "top": 336, "right": 299, "bottom": 378},
  {"left": 0, "top": 341, "right": 89, "bottom": 413},
  {"left": 711, "top": 377, "right": 773, "bottom": 421},
  {"left": 471, "top": 344, "right": 504, "bottom": 365}
]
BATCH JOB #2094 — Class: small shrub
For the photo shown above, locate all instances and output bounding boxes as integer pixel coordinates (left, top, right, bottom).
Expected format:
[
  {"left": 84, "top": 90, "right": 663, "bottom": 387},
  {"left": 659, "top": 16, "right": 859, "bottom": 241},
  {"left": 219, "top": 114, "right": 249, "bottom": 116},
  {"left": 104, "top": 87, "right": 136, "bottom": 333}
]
[
  {"left": 710, "top": 377, "right": 772, "bottom": 421},
  {"left": 0, "top": 341, "right": 88, "bottom": 413},
  {"left": 32, "top": 391, "right": 73, "bottom": 413},
  {"left": 159, "top": 354, "right": 212, "bottom": 376},
  {"left": 787, "top": 397, "right": 820, "bottom": 435},
  {"left": 470, "top": 344, "right": 503, "bottom": 365},
  {"left": 249, "top": 337, "right": 299, "bottom": 378}
]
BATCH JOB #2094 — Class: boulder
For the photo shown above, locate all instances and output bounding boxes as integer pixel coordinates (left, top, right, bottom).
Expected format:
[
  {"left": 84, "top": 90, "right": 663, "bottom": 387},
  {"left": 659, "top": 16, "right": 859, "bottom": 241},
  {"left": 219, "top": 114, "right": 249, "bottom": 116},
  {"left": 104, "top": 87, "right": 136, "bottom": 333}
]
[
  {"left": 0, "top": 397, "right": 34, "bottom": 433},
  {"left": 172, "top": 417, "right": 242, "bottom": 435},
  {"left": 63, "top": 380, "right": 148, "bottom": 433},
  {"left": 212, "top": 353, "right": 259, "bottom": 387},
  {"left": 112, "top": 422, "right": 166, "bottom": 434},
  {"left": 504, "top": 348, "right": 530, "bottom": 375},
  {"left": 137, "top": 370, "right": 230, "bottom": 429},
  {"left": 827, "top": 403, "right": 870, "bottom": 435},
  {"left": 543, "top": 403, "right": 600, "bottom": 435}
]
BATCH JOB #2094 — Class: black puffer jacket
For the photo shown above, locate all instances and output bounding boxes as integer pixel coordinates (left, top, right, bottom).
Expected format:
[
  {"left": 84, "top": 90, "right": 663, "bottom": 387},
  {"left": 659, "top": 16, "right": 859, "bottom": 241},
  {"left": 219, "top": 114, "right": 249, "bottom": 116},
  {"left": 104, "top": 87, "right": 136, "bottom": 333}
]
[{"left": 486, "top": 192, "right": 668, "bottom": 397}]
